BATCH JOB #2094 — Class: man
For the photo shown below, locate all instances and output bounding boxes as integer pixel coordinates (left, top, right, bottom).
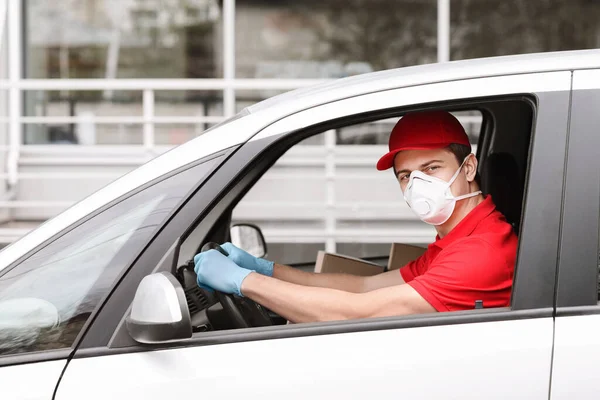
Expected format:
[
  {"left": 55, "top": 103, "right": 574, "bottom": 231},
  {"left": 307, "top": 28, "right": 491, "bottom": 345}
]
[{"left": 194, "top": 110, "right": 517, "bottom": 323}]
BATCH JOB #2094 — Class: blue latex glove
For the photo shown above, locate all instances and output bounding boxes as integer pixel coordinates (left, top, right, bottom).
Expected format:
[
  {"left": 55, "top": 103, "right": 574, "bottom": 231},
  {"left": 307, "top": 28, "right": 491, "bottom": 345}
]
[
  {"left": 194, "top": 249, "right": 253, "bottom": 296},
  {"left": 221, "top": 242, "right": 274, "bottom": 277}
]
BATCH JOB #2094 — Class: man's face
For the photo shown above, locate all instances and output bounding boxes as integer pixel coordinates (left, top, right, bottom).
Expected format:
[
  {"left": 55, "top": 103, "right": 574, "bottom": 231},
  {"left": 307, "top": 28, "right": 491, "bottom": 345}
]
[{"left": 393, "top": 148, "right": 474, "bottom": 197}]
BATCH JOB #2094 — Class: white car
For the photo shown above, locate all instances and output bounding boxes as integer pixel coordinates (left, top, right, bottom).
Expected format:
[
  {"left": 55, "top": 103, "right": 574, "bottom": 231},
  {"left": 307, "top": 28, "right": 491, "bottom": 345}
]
[{"left": 2, "top": 50, "right": 600, "bottom": 400}]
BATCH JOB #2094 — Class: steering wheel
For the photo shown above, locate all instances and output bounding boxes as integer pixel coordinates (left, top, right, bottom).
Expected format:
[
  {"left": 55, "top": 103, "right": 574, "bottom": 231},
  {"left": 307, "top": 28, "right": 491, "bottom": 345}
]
[{"left": 200, "top": 242, "right": 272, "bottom": 329}]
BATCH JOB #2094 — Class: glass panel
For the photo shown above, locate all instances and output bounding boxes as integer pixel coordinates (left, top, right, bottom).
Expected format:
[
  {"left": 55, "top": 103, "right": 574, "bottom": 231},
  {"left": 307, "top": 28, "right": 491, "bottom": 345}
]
[
  {"left": 154, "top": 90, "right": 223, "bottom": 117},
  {"left": 22, "top": 90, "right": 229, "bottom": 145},
  {"left": 154, "top": 123, "right": 197, "bottom": 146},
  {"left": 27, "top": 0, "right": 223, "bottom": 79},
  {"left": 155, "top": 123, "right": 229, "bottom": 145},
  {"left": 0, "top": 157, "right": 221, "bottom": 356},
  {"left": 336, "top": 118, "right": 395, "bottom": 145},
  {"left": 25, "top": 0, "right": 224, "bottom": 144},
  {"left": 451, "top": 111, "right": 482, "bottom": 144},
  {"left": 24, "top": 123, "right": 144, "bottom": 145},
  {"left": 235, "top": 90, "right": 289, "bottom": 114},
  {"left": 451, "top": 0, "right": 600, "bottom": 60},
  {"left": 26, "top": 122, "right": 224, "bottom": 146},
  {"left": 336, "top": 111, "right": 482, "bottom": 145},
  {"left": 236, "top": 0, "right": 437, "bottom": 78}
]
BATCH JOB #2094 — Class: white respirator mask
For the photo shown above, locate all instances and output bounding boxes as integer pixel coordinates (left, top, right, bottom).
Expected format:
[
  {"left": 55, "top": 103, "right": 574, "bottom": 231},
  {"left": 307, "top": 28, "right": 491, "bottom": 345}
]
[{"left": 402, "top": 156, "right": 482, "bottom": 226}]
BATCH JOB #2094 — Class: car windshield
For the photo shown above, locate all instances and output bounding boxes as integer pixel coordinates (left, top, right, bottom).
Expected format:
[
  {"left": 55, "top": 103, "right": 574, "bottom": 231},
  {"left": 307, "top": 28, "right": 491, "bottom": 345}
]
[
  {"left": 0, "top": 157, "right": 221, "bottom": 356},
  {"left": 0, "top": 197, "right": 167, "bottom": 355},
  {"left": 0, "top": 195, "right": 163, "bottom": 321}
]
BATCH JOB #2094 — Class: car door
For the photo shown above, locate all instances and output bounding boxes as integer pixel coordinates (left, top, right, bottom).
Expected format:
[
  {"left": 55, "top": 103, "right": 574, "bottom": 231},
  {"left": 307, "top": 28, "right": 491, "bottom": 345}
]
[
  {"left": 548, "top": 69, "right": 600, "bottom": 400},
  {"left": 55, "top": 71, "right": 570, "bottom": 400}
]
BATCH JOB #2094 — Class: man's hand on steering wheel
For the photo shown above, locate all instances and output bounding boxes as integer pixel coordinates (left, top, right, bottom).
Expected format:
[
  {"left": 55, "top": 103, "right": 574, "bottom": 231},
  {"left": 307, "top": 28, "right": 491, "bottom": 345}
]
[
  {"left": 220, "top": 242, "right": 274, "bottom": 276},
  {"left": 193, "top": 249, "right": 253, "bottom": 296}
]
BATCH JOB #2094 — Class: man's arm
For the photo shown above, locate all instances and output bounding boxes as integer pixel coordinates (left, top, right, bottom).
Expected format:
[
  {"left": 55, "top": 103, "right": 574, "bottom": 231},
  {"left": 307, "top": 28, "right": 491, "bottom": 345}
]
[
  {"left": 272, "top": 263, "right": 405, "bottom": 293},
  {"left": 241, "top": 272, "right": 434, "bottom": 323},
  {"left": 221, "top": 242, "right": 406, "bottom": 292}
]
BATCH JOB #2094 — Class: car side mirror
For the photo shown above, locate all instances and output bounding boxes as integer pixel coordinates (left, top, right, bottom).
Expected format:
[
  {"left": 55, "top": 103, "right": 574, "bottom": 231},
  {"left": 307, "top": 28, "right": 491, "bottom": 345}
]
[
  {"left": 126, "top": 272, "right": 192, "bottom": 344},
  {"left": 230, "top": 223, "right": 267, "bottom": 258}
]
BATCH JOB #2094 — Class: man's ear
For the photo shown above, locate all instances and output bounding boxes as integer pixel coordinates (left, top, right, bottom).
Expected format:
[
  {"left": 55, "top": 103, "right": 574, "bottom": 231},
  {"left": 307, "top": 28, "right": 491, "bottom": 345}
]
[{"left": 464, "top": 154, "right": 478, "bottom": 183}]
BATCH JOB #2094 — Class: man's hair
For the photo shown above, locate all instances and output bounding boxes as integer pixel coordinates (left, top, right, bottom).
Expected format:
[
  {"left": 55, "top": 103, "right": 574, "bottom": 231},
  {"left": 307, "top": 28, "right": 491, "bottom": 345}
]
[{"left": 447, "top": 143, "right": 480, "bottom": 186}]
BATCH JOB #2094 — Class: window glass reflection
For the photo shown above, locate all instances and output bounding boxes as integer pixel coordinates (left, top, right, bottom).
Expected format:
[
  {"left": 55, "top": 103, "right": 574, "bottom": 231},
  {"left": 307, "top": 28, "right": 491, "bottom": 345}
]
[
  {"left": 25, "top": 0, "right": 223, "bottom": 145},
  {"left": 451, "top": 0, "right": 600, "bottom": 60},
  {"left": 236, "top": 0, "right": 437, "bottom": 79}
]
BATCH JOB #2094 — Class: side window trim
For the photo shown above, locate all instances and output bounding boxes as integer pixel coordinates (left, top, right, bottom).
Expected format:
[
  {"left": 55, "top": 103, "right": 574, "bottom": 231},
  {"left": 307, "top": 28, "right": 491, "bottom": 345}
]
[
  {"left": 250, "top": 72, "right": 570, "bottom": 142},
  {"left": 555, "top": 70, "right": 600, "bottom": 309},
  {"left": 0, "top": 348, "right": 72, "bottom": 368},
  {"left": 253, "top": 73, "right": 571, "bottom": 311},
  {"left": 77, "top": 307, "right": 553, "bottom": 359}
]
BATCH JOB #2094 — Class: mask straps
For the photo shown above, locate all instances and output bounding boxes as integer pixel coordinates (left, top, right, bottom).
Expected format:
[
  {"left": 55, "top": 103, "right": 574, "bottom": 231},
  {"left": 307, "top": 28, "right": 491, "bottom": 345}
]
[
  {"left": 454, "top": 190, "right": 482, "bottom": 201},
  {"left": 446, "top": 154, "right": 470, "bottom": 186},
  {"left": 446, "top": 154, "right": 482, "bottom": 200}
]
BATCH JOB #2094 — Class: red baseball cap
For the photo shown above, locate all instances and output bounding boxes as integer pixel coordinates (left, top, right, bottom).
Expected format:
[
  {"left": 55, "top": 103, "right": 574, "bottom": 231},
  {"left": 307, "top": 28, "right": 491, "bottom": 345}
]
[{"left": 376, "top": 110, "right": 471, "bottom": 171}]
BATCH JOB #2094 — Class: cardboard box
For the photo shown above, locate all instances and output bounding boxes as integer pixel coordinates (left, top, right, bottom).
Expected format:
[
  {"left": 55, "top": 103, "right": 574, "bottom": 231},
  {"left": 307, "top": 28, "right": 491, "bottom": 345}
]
[
  {"left": 314, "top": 243, "right": 427, "bottom": 275},
  {"left": 314, "top": 251, "right": 384, "bottom": 276},
  {"left": 387, "top": 243, "right": 427, "bottom": 270}
]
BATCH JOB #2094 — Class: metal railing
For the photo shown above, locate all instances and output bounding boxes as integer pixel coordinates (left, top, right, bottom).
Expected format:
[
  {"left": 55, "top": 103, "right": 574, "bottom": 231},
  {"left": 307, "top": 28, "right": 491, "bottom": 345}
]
[
  {"left": 0, "top": 78, "right": 480, "bottom": 250},
  {"left": 0, "top": 0, "right": 460, "bottom": 249},
  {"left": 0, "top": 78, "right": 327, "bottom": 188}
]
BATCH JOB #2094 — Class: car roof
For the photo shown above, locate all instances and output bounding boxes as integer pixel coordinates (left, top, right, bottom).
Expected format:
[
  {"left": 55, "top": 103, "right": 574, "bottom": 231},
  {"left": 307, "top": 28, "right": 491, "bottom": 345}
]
[
  {"left": 1, "top": 49, "right": 599, "bottom": 269},
  {"left": 247, "top": 49, "right": 600, "bottom": 116}
]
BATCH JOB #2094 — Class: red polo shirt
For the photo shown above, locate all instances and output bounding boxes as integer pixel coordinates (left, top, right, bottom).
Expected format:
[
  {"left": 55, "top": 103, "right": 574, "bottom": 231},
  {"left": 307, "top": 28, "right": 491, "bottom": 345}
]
[{"left": 400, "top": 196, "right": 517, "bottom": 312}]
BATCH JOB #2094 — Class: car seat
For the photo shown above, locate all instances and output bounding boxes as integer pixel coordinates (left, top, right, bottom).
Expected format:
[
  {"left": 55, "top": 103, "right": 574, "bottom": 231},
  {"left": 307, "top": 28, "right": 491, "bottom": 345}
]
[{"left": 481, "top": 152, "right": 523, "bottom": 234}]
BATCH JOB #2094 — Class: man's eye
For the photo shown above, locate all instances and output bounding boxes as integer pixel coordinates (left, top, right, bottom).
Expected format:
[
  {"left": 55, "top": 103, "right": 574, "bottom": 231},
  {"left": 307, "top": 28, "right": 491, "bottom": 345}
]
[
  {"left": 425, "top": 166, "right": 440, "bottom": 173},
  {"left": 399, "top": 174, "right": 409, "bottom": 181}
]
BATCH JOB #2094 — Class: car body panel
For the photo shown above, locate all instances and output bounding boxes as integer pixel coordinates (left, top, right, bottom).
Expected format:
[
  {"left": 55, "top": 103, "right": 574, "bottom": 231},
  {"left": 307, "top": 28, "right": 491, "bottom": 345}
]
[
  {"left": 56, "top": 318, "right": 553, "bottom": 400},
  {"left": 252, "top": 71, "right": 570, "bottom": 142},
  {"left": 550, "top": 314, "right": 600, "bottom": 400},
  {"left": 0, "top": 359, "right": 66, "bottom": 400}
]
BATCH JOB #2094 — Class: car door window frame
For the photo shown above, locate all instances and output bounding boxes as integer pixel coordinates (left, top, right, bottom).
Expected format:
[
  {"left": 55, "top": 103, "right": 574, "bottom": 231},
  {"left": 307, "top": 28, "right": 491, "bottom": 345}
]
[
  {"left": 555, "top": 69, "right": 600, "bottom": 312},
  {"left": 77, "top": 72, "right": 571, "bottom": 356}
]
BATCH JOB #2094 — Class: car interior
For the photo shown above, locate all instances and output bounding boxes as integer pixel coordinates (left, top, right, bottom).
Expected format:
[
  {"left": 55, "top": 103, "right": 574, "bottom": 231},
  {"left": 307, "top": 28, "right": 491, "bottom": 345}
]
[{"left": 169, "top": 96, "right": 536, "bottom": 333}]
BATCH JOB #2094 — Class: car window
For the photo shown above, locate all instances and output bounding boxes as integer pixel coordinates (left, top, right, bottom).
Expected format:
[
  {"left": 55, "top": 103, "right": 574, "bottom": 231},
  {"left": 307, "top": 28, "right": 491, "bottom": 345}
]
[
  {"left": 232, "top": 112, "right": 482, "bottom": 265},
  {"left": 0, "top": 157, "right": 221, "bottom": 357}
]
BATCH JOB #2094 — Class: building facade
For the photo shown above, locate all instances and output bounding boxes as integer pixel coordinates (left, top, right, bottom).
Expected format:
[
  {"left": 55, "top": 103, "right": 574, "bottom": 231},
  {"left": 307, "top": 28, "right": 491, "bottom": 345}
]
[{"left": 0, "top": 0, "right": 598, "bottom": 261}]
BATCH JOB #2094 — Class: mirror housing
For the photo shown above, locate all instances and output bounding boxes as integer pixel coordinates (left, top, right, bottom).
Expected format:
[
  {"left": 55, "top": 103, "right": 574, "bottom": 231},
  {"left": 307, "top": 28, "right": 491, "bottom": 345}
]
[
  {"left": 230, "top": 223, "right": 267, "bottom": 258},
  {"left": 126, "top": 272, "right": 192, "bottom": 344}
]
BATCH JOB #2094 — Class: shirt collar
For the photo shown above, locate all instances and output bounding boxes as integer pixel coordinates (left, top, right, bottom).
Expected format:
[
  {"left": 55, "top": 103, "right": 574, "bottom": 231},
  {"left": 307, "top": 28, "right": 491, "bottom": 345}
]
[{"left": 433, "top": 195, "right": 496, "bottom": 249}]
